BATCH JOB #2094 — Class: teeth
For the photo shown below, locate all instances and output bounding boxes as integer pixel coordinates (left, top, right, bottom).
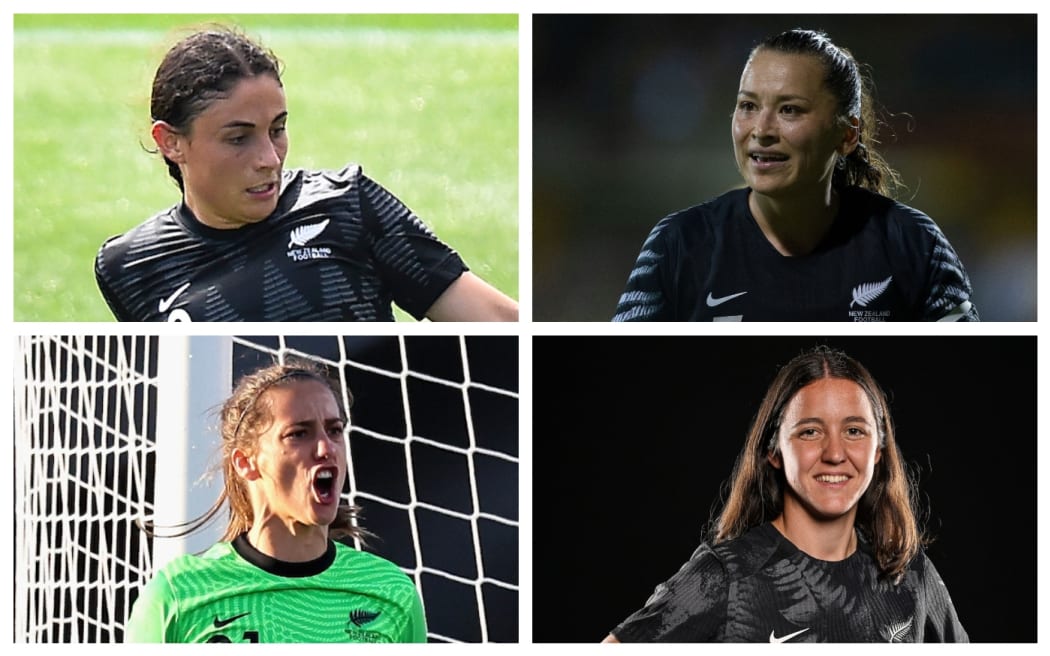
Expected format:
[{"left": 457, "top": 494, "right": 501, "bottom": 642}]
[
  {"left": 317, "top": 470, "right": 333, "bottom": 480},
  {"left": 817, "top": 475, "right": 848, "bottom": 483},
  {"left": 248, "top": 183, "right": 271, "bottom": 192}
]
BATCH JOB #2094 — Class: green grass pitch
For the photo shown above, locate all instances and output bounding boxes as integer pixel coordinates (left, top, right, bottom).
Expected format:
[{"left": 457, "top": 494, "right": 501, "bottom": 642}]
[{"left": 13, "top": 14, "right": 519, "bottom": 321}]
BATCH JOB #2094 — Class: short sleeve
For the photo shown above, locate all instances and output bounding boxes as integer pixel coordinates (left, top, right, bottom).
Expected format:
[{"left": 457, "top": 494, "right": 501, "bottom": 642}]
[
  {"left": 919, "top": 555, "right": 969, "bottom": 642},
  {"left": 901, "top": 210, "right": 979, "bottom": 321},
  {"left": 612, "top": 218, "right": 675, "bottom": 321},
  {"left": 404, "top": 583, "right": 428, "bottom": 643},
  {"left": 359, "top": 174, "right": 467, "bottom": 319},
  {"left": 95, "top": 239, "right": 134, "bottom": 321},
  {"left": 124, "top": 569, "right": 178, "bottom": 643},
  {"left": 612, "top": 543, "right": 729, "bottom": 642}
]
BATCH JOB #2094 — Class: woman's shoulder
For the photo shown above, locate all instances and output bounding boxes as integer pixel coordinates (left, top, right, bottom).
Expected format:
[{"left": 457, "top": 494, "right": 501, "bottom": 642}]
[
  {"left": 841, "top": 186, "right": 939, "bottom": 229},
  {"left": 332, "top": 542, "right": 411, "bottom": 578},
  {"left": 902, "top": 548, "right": 937, "bottom": 576},
  {"left": 146, "top": 541, "right": 240, "bottom": 585},
  {"left": 285, "top": 163, "right": 372, "bottom": 192},
  {"left": 706, "top": 523, "right": 784, "bottom": 579},
  {"left": 650, "top": 187, "right": 750, "bottom": 235},
  {"left": 99, "top": 204, "right": 182, "bottom": 249},
  {"left": 279, "top": 163, "right": 371, "bottom": 210}
]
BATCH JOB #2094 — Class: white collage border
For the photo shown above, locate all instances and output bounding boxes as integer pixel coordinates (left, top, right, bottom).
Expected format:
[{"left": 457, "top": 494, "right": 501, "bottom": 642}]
[{"left": 3, "top": 1, "right": 1046, "bottom": 652}]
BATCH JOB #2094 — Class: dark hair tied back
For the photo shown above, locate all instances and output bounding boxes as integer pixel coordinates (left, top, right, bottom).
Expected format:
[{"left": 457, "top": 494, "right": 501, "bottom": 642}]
[
  {"left": 752, "top": 28, "right": 903, "bottom": 197},
  {"left": 149, "top": 25, "right": 283, "bottom": 191}
]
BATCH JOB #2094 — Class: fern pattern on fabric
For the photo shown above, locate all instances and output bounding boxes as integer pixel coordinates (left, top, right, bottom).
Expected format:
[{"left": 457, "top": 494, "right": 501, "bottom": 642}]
[{"left": 850, "top": 276, "right": 893, "bottom": 308}]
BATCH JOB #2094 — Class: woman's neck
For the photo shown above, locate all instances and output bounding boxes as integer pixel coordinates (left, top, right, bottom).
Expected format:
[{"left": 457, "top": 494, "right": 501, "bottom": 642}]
[
  {"left": 771, "top": 508, "right": 857, "bottom": 562},
  {"left": 748, "top": 186, "right": 839, "bottom": 256},
  {"left": 247, "top": 519, "right": 329, "bottom": 562}
]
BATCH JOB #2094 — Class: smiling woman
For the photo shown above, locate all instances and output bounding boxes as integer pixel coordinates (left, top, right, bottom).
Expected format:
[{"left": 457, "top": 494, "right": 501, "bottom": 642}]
[
  {"left": 601, "top": 345, "right": 968, "bottom": 643},
  {"left": 125, "top": 359, "right": 427, "bottom": 643},
  {"left": 93, "top": 24, "right": 517, "bottom": 322},
  {"left": 611, "top": 28, "right": 977, "bottom": 322}
]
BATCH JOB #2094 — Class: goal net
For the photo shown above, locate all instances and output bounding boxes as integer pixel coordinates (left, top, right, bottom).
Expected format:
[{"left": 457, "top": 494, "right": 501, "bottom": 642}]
[{"left": 13, "top": 334, "right": 519, "bottom": 643}]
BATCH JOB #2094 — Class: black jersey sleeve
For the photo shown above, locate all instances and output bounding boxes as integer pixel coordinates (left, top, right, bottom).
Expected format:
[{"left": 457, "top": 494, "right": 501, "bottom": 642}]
[
  {"left": 94, "top": 237, "right": 136, "bottom": 321},
  {"left": 612, "top": 543, "right": 728, "bottom": 642},
  {"left": 917, "top": 555, "right": 969, "bottom": 642},
  {"left": 612, "top": 217, "right": 676, "bottom": 321},
  {"left": 899, "top": 209, "right": 979, "bottom": 321},
  {"left": 359, "top": 175, "right": 467, "bottom": 320}
]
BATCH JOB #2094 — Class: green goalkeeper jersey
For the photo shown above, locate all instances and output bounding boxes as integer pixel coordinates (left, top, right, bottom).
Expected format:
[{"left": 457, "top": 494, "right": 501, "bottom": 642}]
[{"left": 125, "top": 534, "right": 427, "bottom": 643}]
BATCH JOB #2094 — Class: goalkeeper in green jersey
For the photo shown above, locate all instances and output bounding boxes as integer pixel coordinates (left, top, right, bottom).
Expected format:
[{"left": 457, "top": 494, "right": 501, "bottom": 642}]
[{"left": 125, "top": 361, "right": 427, "bottom": 643}]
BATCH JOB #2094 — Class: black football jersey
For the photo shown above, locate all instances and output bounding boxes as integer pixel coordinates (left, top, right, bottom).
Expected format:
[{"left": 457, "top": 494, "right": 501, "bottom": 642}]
[
  {"left": 95, "top": 165, "right": 467, "bottom": 321},
  {"left": 612, "top": 187, "right": 978, "bottom": 322},
  {"left": 612, "top": 523, "right": 968, "bottom": 643}
]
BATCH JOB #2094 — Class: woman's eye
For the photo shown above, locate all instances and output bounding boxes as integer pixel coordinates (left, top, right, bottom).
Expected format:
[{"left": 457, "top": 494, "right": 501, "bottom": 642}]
[
  {"left": 798, "top": 428, "right": 820, "bottom": 440},
  {"left": 227, "top": 135, "right": 247, "bottom": 145},
  {"left": 737, "top": 101, "right": 755, "bottom": 112}
]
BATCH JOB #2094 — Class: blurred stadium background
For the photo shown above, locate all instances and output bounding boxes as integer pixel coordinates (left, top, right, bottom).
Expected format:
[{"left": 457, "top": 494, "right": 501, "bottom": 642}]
[
  {"left": 533, "top": 14, "right": 1036, "bottom": 321},
  {"left": 13, "top": 14, "right": 518, "bottom": 321}
]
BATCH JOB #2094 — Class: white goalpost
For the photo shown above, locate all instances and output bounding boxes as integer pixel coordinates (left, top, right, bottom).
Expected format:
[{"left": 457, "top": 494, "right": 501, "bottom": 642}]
[{"left": 14, "top": 334, "right": 519, "bottom": 643}]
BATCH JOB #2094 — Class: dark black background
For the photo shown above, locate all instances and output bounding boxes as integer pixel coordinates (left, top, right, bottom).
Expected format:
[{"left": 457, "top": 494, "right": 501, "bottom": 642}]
[{"left": 532, "top": 335, "right": 1035, "bottom": 642}]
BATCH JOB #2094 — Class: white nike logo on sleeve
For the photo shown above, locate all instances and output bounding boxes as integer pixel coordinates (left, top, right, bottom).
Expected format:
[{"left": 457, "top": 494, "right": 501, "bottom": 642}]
[{"left": 158, "top": 282, "right": 191, "bottom": 313}]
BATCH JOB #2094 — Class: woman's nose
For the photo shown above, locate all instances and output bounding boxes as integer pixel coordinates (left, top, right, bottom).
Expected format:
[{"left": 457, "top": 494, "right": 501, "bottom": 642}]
[
  {"left": 257, "top": 138, "right": 281, "bottom": 170},
  {"left": 821, "top": 434, "right": 846, "bottom": 463},
  {"left": 316, "top": 435, "right": 335, "bottom": 460},
  {"left": 752, "top": 109, "right": 776, "bottom": 140}
]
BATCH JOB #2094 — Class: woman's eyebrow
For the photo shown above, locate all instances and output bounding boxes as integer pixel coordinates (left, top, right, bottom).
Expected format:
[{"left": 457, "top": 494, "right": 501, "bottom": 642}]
[
  {"left": 737, "top": 90, "right": 810, "bottom": 103},
  {"left": 220, "top": 112, "right": 288, "bottom": 130}
]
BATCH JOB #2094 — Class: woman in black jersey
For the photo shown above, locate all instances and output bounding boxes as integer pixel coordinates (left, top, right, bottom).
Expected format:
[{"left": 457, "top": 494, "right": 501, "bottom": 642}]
[
  {"left": 612, "top": 28, "right": 977, "bottom": 321},
  {"left": 95, "top": 25, "right": 518, "bottom": 322},
  {"left": 603, "top": 346, "right": 967, "bottom": 642}
]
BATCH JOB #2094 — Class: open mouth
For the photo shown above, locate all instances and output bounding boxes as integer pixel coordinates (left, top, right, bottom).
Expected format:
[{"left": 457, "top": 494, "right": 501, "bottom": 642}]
[
  {"left": 311, "top": 467, "right": 340, "bottom": 504},
  {"left": 750, "top": 153, "right": 788, "bottom": 163},
  {"left": 246, "top": 182, "right": 277, "bottom": 195}
]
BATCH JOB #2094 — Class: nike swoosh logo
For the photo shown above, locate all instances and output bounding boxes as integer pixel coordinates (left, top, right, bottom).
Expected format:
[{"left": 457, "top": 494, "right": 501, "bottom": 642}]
[
  {"left": 706, "top": 291, "right": 748, "bottom": 307},
  {"left": 213, "top": 612, "right": 251, "bottom": 628},
  {"left": 769, "top": 628, "right": 809, "bottom": 643},
  {"left": 158, "top": 282, "right": 191, "bottom": 313}
]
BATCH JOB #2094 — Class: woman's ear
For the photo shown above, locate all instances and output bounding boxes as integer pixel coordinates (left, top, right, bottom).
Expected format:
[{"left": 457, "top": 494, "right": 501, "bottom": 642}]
[
  {"left": 232, "top": 447, "right": 259, "bottom": 481},
  {"left": 766, "top": 435, "right": 782, "bottom": 469},
  {"left": 838, "top": 116, "right": 861, "bottom": 157},
  {"left": 151, "top": 120, "right": 186, "bottom": 163}
]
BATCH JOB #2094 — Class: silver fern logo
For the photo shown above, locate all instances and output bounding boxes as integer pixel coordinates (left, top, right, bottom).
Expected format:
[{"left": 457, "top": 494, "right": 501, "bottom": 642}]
[
  {"left": 287, "top": 218, "right": 333, "bottom": 261},
  {"left": 850, "top": 276, "right": 892, "bottom": 308},
  {"left": 885, "top": 616, "right": 914, "bottom": 643},
  {"left": 288, "top": 219, "right": 330, "bottom": 248}
]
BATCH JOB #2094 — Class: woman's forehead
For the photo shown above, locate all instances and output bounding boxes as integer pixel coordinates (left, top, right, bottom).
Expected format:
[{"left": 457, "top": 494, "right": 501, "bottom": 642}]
[
  {"left": 194, "top": 75, "right": 287, "bottom": 125},
  {"left": 263, "top": 378, "right": 341, "bottom": 413},
  {"left": 739, "top": 51, "right": 827, "bottom": 94},
  {"left": 784, "top": 377, "right": 874, "bottom": 417}
]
